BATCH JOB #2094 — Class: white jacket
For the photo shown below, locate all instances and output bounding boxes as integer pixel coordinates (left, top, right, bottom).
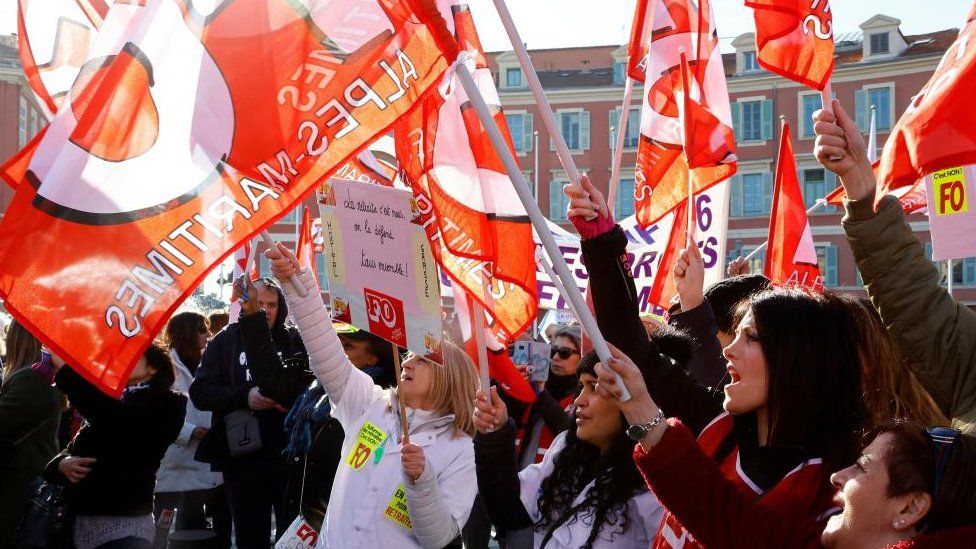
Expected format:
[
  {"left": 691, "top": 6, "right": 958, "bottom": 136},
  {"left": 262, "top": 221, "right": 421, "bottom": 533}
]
[
  {"left": 281, "top": 270, "right": 476, "bottom": 549},
  {"left": 155, "top": 349, "right": 223, "bottom": 494},
  {"left": 518, "top": 432, "right": 664, "bottom": 548}
]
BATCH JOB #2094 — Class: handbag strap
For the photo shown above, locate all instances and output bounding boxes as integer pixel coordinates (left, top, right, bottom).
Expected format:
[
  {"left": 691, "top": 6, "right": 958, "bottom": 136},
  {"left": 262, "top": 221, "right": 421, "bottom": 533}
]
[{"left": 13, "top": 416, "right": 54, "bottom": 447}]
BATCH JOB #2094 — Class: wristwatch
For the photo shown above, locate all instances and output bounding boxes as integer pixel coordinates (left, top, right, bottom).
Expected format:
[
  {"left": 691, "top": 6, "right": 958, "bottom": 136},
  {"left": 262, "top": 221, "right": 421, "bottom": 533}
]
[{"left": 626, "top": 409, "right": 665, "bottom": 441}]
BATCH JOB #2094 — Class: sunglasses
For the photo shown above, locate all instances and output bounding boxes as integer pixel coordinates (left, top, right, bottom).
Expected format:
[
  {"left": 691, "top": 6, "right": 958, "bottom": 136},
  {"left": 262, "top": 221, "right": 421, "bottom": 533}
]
[
  {"left": 550, "top": 346, "right": 579, "bottom": 360},
  {"left": 926, "top": 426, "right": 961, "bottom": 498}
]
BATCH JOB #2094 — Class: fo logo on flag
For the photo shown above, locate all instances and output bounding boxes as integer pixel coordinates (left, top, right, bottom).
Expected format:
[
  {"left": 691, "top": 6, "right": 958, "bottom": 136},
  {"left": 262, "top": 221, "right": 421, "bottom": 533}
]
[
  {"left": 28, "top": 3, "right": 233, "bottom": 225},
  {"left": 365, "top": 288, "right": 406, "bottom": 346}
]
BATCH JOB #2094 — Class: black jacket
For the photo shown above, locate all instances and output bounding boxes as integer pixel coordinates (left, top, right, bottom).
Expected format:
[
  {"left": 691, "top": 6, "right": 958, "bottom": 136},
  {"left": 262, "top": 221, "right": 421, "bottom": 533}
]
[
  {"left": 581, "top": 225, "right": 815, "bottom": 489},
  {"left": 190, "top": 292, "right": 308, "bottom": 471},
  {"left": 45, "top": 367, "right": 186, "bottom": 516}
]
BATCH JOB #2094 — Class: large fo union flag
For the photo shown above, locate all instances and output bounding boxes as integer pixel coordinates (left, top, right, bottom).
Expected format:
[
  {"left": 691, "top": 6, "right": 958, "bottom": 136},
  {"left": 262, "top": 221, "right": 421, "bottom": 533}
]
[
  {"left": 627, "top": 0, "right": 737, "bottom": 228},
  {"left": 0, "top": 0, "right": 456, "bottom": 395},
  {"left": 395, "top": 0, "right": 538, "bottom": 342}
]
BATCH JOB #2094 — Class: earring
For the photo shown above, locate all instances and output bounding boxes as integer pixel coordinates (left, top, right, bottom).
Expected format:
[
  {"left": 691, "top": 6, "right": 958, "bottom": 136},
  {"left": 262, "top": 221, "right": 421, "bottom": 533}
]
[{"left": 892, "top": 520, "right": 904, "bottom": 529}]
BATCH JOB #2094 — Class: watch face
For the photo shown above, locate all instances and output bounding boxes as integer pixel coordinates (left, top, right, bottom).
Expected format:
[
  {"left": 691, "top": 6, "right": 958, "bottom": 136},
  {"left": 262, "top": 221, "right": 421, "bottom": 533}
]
[{"left": 626, "top": 424, "right": 646, "bottom": 441}]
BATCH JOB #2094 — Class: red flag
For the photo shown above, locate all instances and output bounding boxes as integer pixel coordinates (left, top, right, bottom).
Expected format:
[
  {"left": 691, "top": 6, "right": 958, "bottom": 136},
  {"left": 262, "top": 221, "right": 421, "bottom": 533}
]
[
  {"left": 628, "top": 0, "right": 737, "bottom": 227},
  {"left": 394, "top": 1, "right": 538, "bottom": 343},
  {"left": 0, "top": 0, "right": 455, "bottom": 396},
  {"left": 766, "top": 124, "right": 822, "bottom": 289},
  {"left": 746, "top": 0, "right": 835, "bottom": 90},
  {"left": 826, "top": 5, "right": 976, "bottom": 214},
  {"left": 453, "top": 287, "right": 535, "bottom": 404},
  {"left": 296, "top": 206, "right": 320, "bottom": 290},
  {"left": 875, "top": 5, "right": 976, "bottom": 207},
  {"left": 649, "top": 206, "right": 688, "bottom": 310}
]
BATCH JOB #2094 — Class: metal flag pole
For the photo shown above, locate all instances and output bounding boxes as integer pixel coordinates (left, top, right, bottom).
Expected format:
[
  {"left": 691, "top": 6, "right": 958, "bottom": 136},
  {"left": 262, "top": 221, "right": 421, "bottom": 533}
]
[
  {"left": 471, "top": 299, "right": 493, "bottom": 402},
  {"left": 454, "top": 56, "right": 630, "bottom": 400},
  {"left": 608, "top": 77, "right": 635, "bottom": 209}
]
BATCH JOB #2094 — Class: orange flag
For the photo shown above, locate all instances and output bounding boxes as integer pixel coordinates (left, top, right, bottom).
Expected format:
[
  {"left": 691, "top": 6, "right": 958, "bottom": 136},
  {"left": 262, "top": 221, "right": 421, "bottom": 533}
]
[
  {"left": 0, "top": 0, "right": 455, "bottom": 396},
  {"left": 746, "top": 0, "right": 835, "bottom": 91},
  {"left": 766, "top": 124, "right": 822, "bottom": 289}
]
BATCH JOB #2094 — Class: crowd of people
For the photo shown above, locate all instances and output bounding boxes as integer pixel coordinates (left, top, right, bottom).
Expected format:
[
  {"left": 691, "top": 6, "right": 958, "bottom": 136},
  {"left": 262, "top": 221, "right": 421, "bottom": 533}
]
[{"left": 1, "top": 102, "right": 975, "bottom": 549}]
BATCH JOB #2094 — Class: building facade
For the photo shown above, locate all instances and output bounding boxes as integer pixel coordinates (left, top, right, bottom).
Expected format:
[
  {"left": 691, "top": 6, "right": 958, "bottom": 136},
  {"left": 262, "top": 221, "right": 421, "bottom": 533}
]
[
  {"left": 0, "top": 35, "right": 48, "bottom": 216},
  {"left": 488, "top": 14, "right": 976, "bottom": 304}
]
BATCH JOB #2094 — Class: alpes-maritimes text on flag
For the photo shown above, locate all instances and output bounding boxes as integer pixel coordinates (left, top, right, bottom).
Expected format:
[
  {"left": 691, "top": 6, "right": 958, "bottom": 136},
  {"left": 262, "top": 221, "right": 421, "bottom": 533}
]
[{"left": 0, "top": 0, "right": 457, "bottom": 395}]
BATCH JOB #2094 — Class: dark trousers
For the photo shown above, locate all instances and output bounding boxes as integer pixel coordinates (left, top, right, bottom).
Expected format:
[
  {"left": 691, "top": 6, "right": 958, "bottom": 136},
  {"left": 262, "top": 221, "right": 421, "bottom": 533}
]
[
  {"left": 223, "top": 456, "right": 292, "bottom": 549},
  {"left": 154, "top": 486, "right": 232, "bottom": 548}
]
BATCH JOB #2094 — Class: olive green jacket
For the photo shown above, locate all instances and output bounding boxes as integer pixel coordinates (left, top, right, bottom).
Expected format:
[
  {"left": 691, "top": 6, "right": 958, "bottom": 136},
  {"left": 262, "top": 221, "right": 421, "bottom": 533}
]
[{"left": 844, "top": 194, "right": 976, "bottom": 432}]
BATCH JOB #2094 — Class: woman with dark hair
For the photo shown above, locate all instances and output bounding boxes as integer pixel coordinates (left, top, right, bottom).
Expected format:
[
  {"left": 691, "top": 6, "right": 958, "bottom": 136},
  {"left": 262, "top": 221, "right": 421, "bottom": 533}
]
[
  {"left": 564, "top": 175, "right": 866, "bottom": 548},
  {"left": 506, "top": 324, "right": 582, "bottom": 468},
  {"left": 839, "top": 295, "right": 948, "bottom": 428},
  {"left": 45, "top": 341, "right": 186, "bottom": 549},
  {"left": 0, "top": 320, "right": 61, "bottom": 547},
  {"left": 473, "top": 339, "right": 679, "bottom": 546},
  {"left": 155, "top": 312, "right": 231, "bottom": 547},
  {"left": 597, "top": 350, "right": 976, "bottom": 548}
]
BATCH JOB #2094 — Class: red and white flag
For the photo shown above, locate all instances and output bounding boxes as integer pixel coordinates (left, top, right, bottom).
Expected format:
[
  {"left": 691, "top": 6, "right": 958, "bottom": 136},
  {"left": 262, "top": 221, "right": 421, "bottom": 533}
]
[
  {"left": 395, "top": 1, "right": 538, "bottom": 343},
  {"left": 0, "top": 0, "right": 455, "bottom": 395},
  {"left": 16, "top": 0, "right": 113, "bottom": 113},
  {"left": 628, "top": 0, "right": 737, "bottom": 227},
  {"left": 453, "top": 287, "right": 535, "bottom": 404},
  {"left": 766, "top": 124, "right": 822, "bottom": 289},
  {"left": 296, "top": 205, "right": 320, "bottom": 290},
  {"left": 746, "top": 0, "right": 834, "bottom": 90},
  {"left": 648, "top": 204, "right": 688, "bottom": 309}
]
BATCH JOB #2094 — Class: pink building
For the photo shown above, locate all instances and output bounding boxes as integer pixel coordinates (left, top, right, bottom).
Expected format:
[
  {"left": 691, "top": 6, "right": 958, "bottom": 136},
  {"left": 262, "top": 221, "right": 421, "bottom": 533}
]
[{"left": 488, "top": 14, "right": 976, "bottom": 304}]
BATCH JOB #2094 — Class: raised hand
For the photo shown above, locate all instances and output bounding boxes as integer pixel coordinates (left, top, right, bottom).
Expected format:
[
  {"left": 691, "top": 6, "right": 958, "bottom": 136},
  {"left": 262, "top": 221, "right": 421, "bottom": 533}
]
[
  {"left": 266, "top": 241, "right": 301, "bottom": 281},
  {"left": 813, "top": 99, "right": 876, "bottom": 201},
  {"left": 564, "top": 174, "right": 615, "bottom": 240},
  {"left": 401, "top": 443, "right": 426, "bottom": 482},
  {"left": 593, "top": 343, "right": 658, "bottom": 426},
  {"left": 473, "top": 387, "right": 508, "bottom": 433},
  {"left": 674, "top": 235, "right": 705, "bottom": 311}
]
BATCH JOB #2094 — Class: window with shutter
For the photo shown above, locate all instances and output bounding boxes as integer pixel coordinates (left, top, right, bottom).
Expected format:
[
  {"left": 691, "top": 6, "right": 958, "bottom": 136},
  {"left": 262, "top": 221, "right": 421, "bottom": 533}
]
[
  {"left": 762, "top": 172, "right": 773, "bottom": 215},
  {"left": 742, "top": 173, "right": 764, "bottom": 216},
  {"left": 867, "top": 86, "right": 893, "bottom": 131},
  {"left": 854, "top": 89, "right": 868, "bottom": 133},
  {"left": 741, "top": 101, "right": 763, "bottom": 141},
  {"left": 730, "top": 174, "right": 744, "bottom": 218},
  {"left": 802, "top": 169, "right": 827, "bottom": 211},
  {"left": 506, "top": 113, "right": 526, "bottom": 153},
  {"left": 550, "top": 180, "right": 569, "bottom": 221},
  {"left": 579, "top": 111, "right": 591, "bottom": 150},
  {"left": 761, "top": 99, "right": 773, "bottom": 140},
  {"left": 801, "top": 94, "right": 822, "bottom": 137},
  {"left": 615, "top": 178, "right": 636, "bottom": 218},
  {"left": 869, "top": 33, "right": 890, "bottom": 55}
]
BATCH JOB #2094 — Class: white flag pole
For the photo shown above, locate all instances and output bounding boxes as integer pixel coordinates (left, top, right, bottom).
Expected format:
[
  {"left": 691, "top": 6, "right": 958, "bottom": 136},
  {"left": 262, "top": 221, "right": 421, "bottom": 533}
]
[
  {"left": 471, "top": 298, "right": 493, "bottom": 403},
  {"left": 608, "top": 77, "right": 635, "bottom": 208},
  {"left": 490, "top": 0, "right": 581, "bottom": 185},
  {"left": 260, "top": 230, "right": 308, "bottom": 298},
  {"left": 455, "top": 57, "right": 630, "bottom": 400}
]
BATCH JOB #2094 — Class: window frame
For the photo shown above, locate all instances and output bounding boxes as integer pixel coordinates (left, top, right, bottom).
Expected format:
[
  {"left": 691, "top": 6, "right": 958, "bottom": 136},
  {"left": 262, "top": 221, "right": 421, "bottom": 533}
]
[
  {"left": 863, "top": 83, "right": 895, "bottom": 132},
  {"left": 506, "top": 67, "right": 522, "bottom": 88},
  {"left": 869, "top": 32, "right": 890, "bottom": 56}
]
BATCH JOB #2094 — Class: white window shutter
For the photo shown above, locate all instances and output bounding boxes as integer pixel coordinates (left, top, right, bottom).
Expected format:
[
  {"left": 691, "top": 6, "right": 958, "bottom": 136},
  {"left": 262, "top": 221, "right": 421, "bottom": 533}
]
[
  {"left": 855, "top": 90, "right": 868, "bottom": 132},
  {"left": 580, "top": 110, "right": 591, "bottom": 150},
  {"left": 762, "top": 172, "right": 774, "bottom": 214}
]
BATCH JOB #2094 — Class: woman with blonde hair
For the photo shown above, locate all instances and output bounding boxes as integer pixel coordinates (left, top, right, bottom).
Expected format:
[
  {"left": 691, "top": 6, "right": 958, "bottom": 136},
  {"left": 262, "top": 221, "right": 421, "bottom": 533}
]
[{"left": 266, "top": 242, "right": 478, "bottom": 549}]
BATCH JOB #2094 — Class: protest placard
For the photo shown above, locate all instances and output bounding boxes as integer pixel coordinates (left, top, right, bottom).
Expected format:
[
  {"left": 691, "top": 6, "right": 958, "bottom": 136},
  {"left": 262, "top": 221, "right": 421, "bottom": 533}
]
[
  {"left": 318, "top": 178, "right": 443, "bottom": 362},
  {"left": 925, "top": 166, "right": 976, "bottom": 261}
]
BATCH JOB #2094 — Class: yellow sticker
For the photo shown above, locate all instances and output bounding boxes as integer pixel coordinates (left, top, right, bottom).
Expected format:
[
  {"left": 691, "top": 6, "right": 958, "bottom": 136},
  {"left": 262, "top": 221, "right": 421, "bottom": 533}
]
[
  {"left": 384, "top": 484, "right": 412, "bottom": 530},
  {"left": 345, "top": 421, "right": 388, "bottom": 470},
  {"left": 933, "top": 167, "right": 969, "bottom": 216}
]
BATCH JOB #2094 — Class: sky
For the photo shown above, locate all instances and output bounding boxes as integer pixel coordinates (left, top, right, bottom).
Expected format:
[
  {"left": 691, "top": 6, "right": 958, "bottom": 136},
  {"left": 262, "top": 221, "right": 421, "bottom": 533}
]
[{"left": 0, "top": 1, "right": 968, "bottom": 53}]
